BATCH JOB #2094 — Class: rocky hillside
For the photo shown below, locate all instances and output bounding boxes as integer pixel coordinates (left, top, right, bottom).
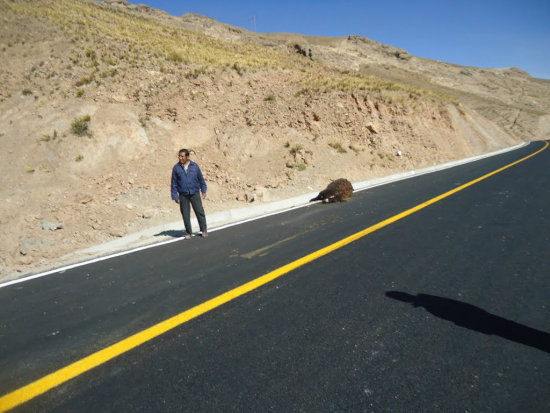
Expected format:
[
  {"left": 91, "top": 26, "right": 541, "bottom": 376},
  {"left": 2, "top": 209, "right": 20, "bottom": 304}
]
[
  {"left": 1, "top": 0, "right": 548, "bottom": 280},
  {"left": 177, "top": 13, "right": 550, "bottom": 142}
]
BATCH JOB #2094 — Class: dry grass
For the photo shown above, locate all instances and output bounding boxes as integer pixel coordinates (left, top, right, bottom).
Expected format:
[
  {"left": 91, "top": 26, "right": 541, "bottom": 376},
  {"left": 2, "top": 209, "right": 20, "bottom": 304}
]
[
  {"left": 296, "top": 69, "right": 459, "bottom": 104},
  {"left": 4, "top": 0, "right": 457, "bottom": 104},
  {"left": 71, "top": 114, "right": 91, "bottom": 136},
  {"left": 329, "top": 142, "right": 347, "bottom": 153},
  {"left": 5, "top": 0, "right": 306, "bottom": 72}
]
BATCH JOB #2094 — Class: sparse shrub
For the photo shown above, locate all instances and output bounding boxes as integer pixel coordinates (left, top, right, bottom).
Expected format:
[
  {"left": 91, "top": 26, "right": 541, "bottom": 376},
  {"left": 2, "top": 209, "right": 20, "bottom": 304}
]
[
  {"left": 167, "top": 50, "right": 184, "bottom": 63},
  {"left": 289, "top": 144, "right": 303, "bottom": 155},
  {"left": 39, "top": 163, "right": 52, "bottom": 173},
  {"left": 75, "top": 154, "right": 84, "bottom": 162},
  {"left": 185, "top": 66, "right": 209, "bottom": 79},
  {"left": 139, "top": 114, "right": 149, "bottom": 127},
  {"left": 232, "top": 62, "right": 244, "bottom": 76},
  {"left": 329, "top": 142, "right": 347, "bottom": 153},
  {"left": 39, "top": 130, "right": 58, "bottom": 142},
  {"left": 286, "top": 161, "right": 307, "bottom": 171},
  {"left": 85, "top": 48, "right": 96, "bottom": 61},
  {"left": 76, "top": 89, "right": 84, "bottom": 97},
  {"left": 22, "top": 89, "right": 32, "bottom": 96},
  {"left": 377, "top": 151, "right": 393, "bottom": 160},
  {"left": 71, "top": 115, "right": 91, "bottom": 136},
  {"left": 75, "top": 73, "right": 94, "bottom": 87},
  {"left": 265, "top": 94, "right": 276, "bottom": 102},
  {"left": 349, "top": 144, "right": 364, "bottom": 154}
]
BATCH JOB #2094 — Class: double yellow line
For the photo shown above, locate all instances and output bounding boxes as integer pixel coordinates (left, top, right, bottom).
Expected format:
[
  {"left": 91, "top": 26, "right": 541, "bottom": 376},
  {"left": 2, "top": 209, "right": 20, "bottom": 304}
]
[{"left": 1, "top": 141, "right": 547, "bottom": 412}]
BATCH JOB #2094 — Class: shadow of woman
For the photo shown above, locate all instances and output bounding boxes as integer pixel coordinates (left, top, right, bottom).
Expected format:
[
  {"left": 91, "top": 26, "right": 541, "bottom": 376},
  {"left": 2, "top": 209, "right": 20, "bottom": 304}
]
[{"left": 386, "top": 291, "right": 550, "bottom": 354}]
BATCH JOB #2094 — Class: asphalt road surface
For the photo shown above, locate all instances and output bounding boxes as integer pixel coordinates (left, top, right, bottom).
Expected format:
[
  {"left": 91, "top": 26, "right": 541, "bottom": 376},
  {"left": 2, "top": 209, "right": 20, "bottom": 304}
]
[{"left": 1, "top": 141, "right": 549, "bottom": 412}]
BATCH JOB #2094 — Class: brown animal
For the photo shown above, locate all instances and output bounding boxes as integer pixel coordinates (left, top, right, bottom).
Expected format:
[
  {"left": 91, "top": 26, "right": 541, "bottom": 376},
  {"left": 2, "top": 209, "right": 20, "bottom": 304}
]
[{"left": 310, "top": 178, "right": 354, "bottom": 203}]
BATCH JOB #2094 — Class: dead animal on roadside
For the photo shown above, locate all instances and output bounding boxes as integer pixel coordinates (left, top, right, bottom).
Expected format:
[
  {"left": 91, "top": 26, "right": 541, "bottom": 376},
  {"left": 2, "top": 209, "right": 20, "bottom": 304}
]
[{"left": 310, "top": 178, "right": 354, "bottom": 203}]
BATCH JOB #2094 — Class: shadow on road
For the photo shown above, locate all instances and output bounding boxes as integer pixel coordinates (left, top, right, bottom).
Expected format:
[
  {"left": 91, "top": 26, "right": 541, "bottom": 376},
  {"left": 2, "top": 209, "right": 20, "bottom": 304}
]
[
  {"left": 386, "top": 291, "right": 550, "bottom": 354},
  {"left": 155, "top": 230, "right": 185, "bottom": 238}
]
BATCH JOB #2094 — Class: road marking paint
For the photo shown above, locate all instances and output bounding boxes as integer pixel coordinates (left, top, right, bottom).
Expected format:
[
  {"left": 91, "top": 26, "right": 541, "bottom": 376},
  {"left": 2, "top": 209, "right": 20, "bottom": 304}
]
[{"left": 0, "top": 141, "right": 547, "bottom": 412}]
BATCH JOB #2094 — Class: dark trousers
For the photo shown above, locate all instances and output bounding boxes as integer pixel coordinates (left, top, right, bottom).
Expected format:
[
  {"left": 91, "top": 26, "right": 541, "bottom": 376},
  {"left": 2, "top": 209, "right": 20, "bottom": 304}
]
[{"left": 179, "top": 193, "right": 207, "bottom": 235}]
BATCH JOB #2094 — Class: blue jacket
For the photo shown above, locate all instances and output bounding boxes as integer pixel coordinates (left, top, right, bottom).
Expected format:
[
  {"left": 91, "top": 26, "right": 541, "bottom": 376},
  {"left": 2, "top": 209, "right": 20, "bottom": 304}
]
[{"left": 171, "top": 161, "right": 207, "bottom": 200}]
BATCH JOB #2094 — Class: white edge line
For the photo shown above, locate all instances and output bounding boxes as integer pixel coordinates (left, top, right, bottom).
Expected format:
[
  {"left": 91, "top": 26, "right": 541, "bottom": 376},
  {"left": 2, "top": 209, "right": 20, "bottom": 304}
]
[
  {"left": 0, "top": 203, "right": 313, "bottom": 290},
  {"left": 0, "top": 142, "right": 529, "bottom": 290}
]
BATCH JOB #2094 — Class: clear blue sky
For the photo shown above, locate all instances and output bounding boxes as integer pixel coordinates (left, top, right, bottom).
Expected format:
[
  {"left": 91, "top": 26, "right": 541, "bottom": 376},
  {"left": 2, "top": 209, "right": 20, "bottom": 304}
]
[{"left": 120, "top": 0, "right": 550, "bottom": 79}]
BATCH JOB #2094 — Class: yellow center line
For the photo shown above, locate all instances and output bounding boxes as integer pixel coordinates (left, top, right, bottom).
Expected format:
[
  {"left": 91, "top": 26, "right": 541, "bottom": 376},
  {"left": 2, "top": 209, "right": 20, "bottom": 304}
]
[{"left": 1, "top": 141, "right": 547, "bottom": 412}]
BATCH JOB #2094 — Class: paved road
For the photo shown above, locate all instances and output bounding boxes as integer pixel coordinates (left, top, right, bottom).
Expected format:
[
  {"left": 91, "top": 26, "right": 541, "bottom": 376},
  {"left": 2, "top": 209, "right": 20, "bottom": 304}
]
[{"left": 1, "top": 141, "right": 549, "bottom": 412}]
